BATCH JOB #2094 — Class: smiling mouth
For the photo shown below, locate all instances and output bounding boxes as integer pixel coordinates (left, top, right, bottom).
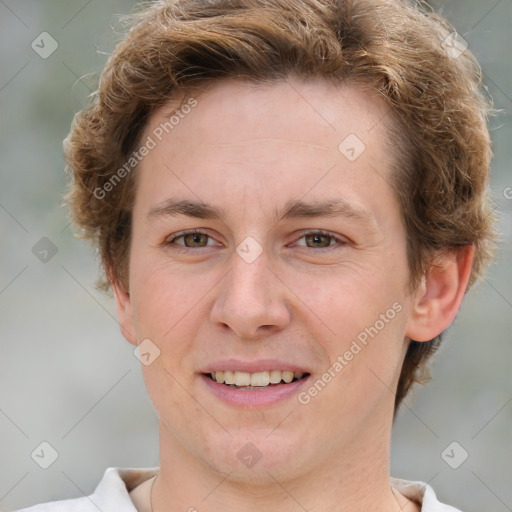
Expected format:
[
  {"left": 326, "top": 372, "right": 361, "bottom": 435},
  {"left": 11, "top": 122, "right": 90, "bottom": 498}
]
[{"left": 206, "top": 370, "right": 309, "bottom": 390}]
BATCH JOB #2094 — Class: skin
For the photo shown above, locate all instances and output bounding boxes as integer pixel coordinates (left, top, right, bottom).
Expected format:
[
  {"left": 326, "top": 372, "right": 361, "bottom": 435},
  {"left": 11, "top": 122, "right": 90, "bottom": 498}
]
[{"left": 113, "top": 78, "right": 473, "bottom": 512}]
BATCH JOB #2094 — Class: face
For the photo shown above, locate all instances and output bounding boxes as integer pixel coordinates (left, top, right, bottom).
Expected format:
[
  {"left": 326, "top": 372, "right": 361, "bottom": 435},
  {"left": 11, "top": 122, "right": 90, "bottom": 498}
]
[{"left": 115, "top": 79, "right": 421, "bottom": 483}]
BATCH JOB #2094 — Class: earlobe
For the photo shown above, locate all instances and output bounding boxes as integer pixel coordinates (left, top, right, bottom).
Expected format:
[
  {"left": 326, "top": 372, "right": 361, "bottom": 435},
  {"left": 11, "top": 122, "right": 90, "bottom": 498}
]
[
  {"left": 111, "top": 278, "right": 138, "bottom": 346},
  {"left": 405, "top": 246, "right": 475, "bottom": 342}
]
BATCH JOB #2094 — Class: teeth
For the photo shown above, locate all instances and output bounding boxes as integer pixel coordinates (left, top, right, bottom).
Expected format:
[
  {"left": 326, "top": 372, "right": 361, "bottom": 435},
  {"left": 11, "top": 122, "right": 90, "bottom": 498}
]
[
  {"left": 282, "top": 370, "right": 294, "bottom": 383},
  {"left": 223, "top": 370, "right": 235, "bottom": 384},
  {"left": 234, "top": 371, "right": 251, "bottom": 386},
  {"left": 269, "top": 370, "right": 282, "bottom": 384},
  {"left": 210, "top": 370, "right": 306, "bottom": 387},
  {"left": 250, "top": 372, "right": 270, "bottom": 387}
]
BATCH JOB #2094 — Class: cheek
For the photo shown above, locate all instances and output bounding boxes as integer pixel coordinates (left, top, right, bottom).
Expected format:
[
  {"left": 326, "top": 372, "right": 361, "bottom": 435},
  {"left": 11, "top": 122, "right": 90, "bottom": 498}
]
[
  {"left": 129, "top": 262, "right": 211, "bottom": 412},
  {"left": 290, "top": 258, "right": 409, "bottom": 396},
  {"left": 303, "top": 304, "right": 408, "bottom": 434},
  {"left": 289, "top": 260, "right": 403, "bottom": 336},
  {"left": 128, "top": 254, "right": 211, "bottom": 363}
]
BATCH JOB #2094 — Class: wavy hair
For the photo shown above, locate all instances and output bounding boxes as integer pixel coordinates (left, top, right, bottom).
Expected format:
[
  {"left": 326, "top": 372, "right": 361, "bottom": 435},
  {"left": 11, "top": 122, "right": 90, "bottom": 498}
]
[{"left": 64, "top": 0, "right": 496, "bottom": 413}]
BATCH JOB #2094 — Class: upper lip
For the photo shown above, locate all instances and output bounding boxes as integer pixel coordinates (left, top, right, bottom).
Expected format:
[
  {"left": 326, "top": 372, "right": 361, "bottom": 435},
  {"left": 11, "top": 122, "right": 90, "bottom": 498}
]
[{"left": 200, "top": 359, "right": 310, "bottom": 374}]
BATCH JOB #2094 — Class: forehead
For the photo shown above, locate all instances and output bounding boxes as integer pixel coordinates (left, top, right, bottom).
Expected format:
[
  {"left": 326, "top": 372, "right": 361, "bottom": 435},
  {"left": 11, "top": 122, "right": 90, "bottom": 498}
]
[
  {"left": 149, "top": 78, "right": 390, "bottom": 149},
  {"left": 135, "top": 78, "right": 397, "bottom": 226}
]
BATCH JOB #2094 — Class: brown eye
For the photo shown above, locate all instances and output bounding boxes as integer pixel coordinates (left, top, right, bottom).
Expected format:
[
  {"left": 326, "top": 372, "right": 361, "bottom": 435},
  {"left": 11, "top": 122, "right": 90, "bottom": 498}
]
[
  {"left": 304, "top": 233, "right": 334, "bottom": 248},
  {"left": 294, "top": 231, "right": 346, "bottom": 249},
  {"left": 166, "top": 230, "right": 215, "bottom": 248},
  {"left": 181, "top": 233, "right": 209, "bottom": 247}
]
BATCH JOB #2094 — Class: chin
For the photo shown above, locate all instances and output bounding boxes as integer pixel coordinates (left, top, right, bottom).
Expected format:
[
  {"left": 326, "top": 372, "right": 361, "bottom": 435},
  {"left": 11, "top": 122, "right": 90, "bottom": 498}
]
[{"left": 199, "top": 433, "right": 309, "bottom": 485}]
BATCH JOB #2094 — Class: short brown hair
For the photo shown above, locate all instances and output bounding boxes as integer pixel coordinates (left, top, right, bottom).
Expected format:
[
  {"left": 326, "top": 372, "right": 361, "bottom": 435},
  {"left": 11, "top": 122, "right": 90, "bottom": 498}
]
[{"left": 64, "top": 0, "right": 496, "bottom": 413}]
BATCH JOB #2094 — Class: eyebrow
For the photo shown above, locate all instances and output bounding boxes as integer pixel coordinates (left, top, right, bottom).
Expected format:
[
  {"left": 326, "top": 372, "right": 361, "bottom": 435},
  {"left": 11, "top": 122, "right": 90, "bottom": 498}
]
[{"left": 147, "top": 198, "right": 374, "bottom": 225}]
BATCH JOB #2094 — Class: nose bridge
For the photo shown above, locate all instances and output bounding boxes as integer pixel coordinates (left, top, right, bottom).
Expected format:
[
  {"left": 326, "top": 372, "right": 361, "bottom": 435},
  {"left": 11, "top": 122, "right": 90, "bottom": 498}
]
[
  {"left": 231, "top": 246, "right": 271, "bottom": 302},
  {"left": 210, "top": 241, "right": 290, "bottom": 338}
]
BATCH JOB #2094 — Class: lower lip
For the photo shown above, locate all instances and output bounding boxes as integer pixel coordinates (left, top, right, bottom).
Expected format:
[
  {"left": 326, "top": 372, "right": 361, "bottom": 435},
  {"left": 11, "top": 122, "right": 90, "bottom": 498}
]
[{"left": 200, "top": 374, "right": 310, "bottom": 408}]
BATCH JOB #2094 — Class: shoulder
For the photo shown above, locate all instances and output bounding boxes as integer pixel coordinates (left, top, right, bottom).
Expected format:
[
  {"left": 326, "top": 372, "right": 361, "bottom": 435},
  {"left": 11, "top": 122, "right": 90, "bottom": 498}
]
[
  {"left": 13, "top": 467, "right": 158, "bottom": 512},
  {"left": 391, "top": 477, "right": 463, "bottom": 512}
]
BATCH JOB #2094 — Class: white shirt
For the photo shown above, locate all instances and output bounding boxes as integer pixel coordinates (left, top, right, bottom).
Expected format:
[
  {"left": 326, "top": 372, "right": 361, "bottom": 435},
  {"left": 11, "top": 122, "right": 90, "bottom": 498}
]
[{"left": 14, "top": 467, "right": 462, "bottom": 511}]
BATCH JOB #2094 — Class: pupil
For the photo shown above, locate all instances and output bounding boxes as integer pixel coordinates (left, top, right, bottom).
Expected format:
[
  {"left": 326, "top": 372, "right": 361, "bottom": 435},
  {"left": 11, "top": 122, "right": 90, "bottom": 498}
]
[
  {"left": 309, "top": 234, "right": 329, "bottom": 247},
  {"left": 185, "top": 233, "right": 206, "bottom": 246}
]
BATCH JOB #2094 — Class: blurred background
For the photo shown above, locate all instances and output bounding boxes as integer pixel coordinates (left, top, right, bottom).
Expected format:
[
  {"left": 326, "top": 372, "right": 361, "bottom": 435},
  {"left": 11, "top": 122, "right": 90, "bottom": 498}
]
[{"left": 0, "top": 1, "right": 510, "bottom": 510}]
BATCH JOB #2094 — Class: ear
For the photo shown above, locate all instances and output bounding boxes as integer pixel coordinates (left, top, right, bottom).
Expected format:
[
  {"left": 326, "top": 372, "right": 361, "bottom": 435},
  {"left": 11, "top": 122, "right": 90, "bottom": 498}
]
[
  {"left": 405, "top": 245, "right": 475, "bottom": 342},
  {"left": 111, "top": 278, "right": 138, "bottom": 346}
]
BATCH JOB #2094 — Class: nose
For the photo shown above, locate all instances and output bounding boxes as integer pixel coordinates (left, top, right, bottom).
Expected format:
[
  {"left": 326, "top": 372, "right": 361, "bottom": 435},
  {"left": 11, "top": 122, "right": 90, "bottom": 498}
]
[{"left": 210, "top": 245, "right": 291, "bottom": 340}]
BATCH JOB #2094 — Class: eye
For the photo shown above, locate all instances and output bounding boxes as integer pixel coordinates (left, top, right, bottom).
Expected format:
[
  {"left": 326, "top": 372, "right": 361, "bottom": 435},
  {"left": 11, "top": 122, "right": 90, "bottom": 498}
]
[
  {"left": 294, "top": 230, "right": 347, "bottom": 249},
  {"left": 164, "top": 229, "right": 347, "bottom": 251},
  {"left": 166, "top": 229, "right": 218, "bottom": 248}
]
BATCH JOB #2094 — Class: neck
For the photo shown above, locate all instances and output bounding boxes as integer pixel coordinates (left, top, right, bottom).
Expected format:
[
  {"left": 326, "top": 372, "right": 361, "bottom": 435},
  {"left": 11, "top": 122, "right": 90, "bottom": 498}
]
[{"left": 152, "top": 414, "right": 407, "bottom": 512}]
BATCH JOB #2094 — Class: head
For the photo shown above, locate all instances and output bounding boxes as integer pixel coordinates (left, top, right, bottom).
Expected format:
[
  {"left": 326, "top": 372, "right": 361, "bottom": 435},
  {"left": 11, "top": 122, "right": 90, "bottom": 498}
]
[{"left": 64, "top": 0, "right": 495, "bottom": 483}]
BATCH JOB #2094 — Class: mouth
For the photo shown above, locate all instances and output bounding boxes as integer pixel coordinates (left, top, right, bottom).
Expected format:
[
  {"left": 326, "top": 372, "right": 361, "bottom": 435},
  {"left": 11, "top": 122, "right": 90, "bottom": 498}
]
[{"left": 205, "top": 370, "right": 309, "bottom": 390}]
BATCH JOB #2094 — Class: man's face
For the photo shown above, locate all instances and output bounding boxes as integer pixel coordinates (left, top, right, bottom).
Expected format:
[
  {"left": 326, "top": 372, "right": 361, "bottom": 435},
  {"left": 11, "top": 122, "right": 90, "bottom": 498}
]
[{"left": 118, "top": 79, "right": 417, "bottom": 482}]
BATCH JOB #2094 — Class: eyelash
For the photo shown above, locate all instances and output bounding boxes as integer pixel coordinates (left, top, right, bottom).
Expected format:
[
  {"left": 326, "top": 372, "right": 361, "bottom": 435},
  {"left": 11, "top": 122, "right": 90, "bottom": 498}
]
[{"left": 165, "top": 229, "right": 348, "bottom": 252}]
